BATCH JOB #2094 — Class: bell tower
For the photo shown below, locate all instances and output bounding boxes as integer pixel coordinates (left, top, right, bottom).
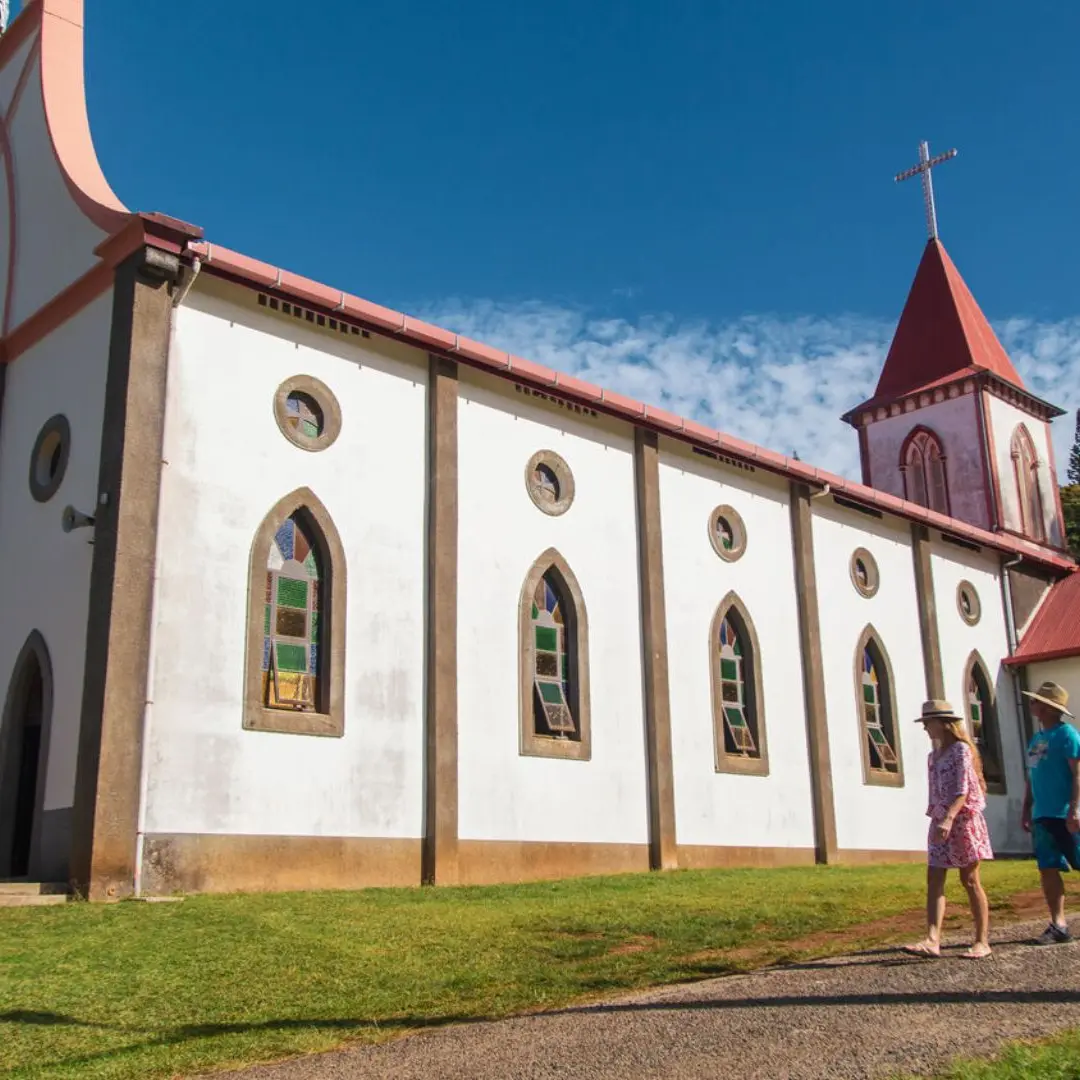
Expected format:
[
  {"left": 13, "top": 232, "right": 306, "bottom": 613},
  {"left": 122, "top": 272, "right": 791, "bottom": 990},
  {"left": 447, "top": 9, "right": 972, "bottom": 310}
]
[
  {"left": 842, "top": 143, "right": 1067, "bottom": 549},
  {"left": 842, "top": 238, "right": 1066, "bottom": 547}
]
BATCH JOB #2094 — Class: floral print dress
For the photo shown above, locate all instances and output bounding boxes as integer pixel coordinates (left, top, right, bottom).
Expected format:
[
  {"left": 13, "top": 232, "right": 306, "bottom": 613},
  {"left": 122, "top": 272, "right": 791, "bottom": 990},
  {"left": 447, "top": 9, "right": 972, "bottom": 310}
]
[{"left": 926, "top": 741, "right": 994, "bottom": 868}]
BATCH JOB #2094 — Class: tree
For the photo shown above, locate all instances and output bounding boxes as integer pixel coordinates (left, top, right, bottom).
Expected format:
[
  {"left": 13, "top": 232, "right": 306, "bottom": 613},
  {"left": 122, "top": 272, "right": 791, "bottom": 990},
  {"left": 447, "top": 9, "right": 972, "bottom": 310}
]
[
  {"left": 1068, "top": 408, "right": 1080, "bottom": 485},
  {"left": 1062, "top": 484, "right": 1080, "bottom": 560}
]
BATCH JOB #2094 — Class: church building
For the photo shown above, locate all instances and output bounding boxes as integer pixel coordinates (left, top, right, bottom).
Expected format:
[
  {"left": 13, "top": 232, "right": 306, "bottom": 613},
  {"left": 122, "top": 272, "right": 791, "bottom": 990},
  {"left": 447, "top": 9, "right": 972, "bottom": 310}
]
[{"left": 0, "top": 0, "right": 1076, "bottom": 900}]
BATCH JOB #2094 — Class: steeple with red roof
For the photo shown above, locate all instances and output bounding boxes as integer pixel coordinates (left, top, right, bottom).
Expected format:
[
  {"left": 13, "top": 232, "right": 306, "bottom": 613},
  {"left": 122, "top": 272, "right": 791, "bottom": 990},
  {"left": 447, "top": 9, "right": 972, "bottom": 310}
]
[{"left": 843, "top": 238, "right": 1066, "bottom": 549}]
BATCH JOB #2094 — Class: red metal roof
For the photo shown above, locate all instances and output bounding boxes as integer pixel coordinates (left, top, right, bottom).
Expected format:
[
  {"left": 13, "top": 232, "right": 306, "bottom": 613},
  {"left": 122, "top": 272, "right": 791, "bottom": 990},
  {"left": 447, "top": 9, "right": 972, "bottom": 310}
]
[
  {"left": 185, "top": 239, "right": 1074, "bottom": 574},
  {"left": 1006, "top": 569, "right": 1080, "bottom": 665},
  {"left": 870, "top": 239, "right": 1025, "bottom": 403}
]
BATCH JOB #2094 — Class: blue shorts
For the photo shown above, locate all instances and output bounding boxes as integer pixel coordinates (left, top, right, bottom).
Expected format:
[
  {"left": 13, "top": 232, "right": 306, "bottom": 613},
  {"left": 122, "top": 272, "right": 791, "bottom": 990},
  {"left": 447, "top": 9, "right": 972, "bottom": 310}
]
[{"left": 1034, "top": 818, "right": 1080, "bottom": 872}]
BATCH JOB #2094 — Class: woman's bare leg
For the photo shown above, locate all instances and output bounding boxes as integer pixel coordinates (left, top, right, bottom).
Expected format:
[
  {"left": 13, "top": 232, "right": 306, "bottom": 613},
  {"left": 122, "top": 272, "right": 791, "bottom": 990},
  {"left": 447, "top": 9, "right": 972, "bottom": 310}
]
[
  {"left": 905, "top": 866, "right": 947, "bottom": 956},
  {"left": 959, "top": 862, "right": 991, "bottom": 957}
]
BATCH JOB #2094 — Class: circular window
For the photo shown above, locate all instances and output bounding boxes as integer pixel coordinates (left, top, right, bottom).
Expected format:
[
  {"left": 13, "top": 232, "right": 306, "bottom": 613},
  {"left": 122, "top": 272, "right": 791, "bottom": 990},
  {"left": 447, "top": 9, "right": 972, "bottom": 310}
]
[
  {"left": 273, "top": 375, "right": 341, "bottom": 452},
  {"left": 850, "top": 547, "right": 880, "bottom": 598},
  {"left": 28, "top": 414, "right": 70, "bottom": 503},
  {"left": 526, "top": 450, "right": 574, "bottom": 516},
  {"left": 957, "top": 580, "right": 981, "bottom": 626},
  {"left": 708, "top": 505, "right": 747, "bottom": 562}
]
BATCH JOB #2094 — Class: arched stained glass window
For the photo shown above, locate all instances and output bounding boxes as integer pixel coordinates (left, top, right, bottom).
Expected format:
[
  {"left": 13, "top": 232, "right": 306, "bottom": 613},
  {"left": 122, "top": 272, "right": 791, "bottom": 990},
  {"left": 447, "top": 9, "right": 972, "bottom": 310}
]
[
  {"left": 858, "top": 633, "right": 901, "bottom": 781},
  {"left": 263, "top": 513, "right": 322, "bottom": 712},
  {"left": 710, "top": 594, "right": 768, "bottom": 775},
  {"left": 531, "top": 571, "right": 577, "bottom": 738},
  {"left": 718, "top": 615, "right": 756, "bottom": 756},
  {"left": 966, "top": 654, "right": 1005, "bottom": 792},
  {"left": 1011, "top": 425, "right": 1045, "bottom": 542},
  {"left": 519, "top": 550, "right": 590, "bottom": 760},
  {"left": 901, "top": 428, "right": 949, "bottom": 515}
]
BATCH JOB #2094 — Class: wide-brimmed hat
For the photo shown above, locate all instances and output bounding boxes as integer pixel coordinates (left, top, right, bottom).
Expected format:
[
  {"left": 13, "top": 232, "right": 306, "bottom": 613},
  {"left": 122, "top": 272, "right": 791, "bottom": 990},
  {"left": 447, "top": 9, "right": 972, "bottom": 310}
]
[
  {"left": 1022, "top": 681, "right": 1074, "bottom": 718},
  {"left": 916, "top": 699, "right": 963, "bottom": 724}
]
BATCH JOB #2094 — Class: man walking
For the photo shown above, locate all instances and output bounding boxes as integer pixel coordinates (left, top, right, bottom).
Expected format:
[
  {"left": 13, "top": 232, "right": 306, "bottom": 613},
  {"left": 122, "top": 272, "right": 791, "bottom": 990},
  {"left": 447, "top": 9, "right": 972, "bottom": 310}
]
[{"left": 1022, "top": 681, "right": 1080, "bottom": 944}]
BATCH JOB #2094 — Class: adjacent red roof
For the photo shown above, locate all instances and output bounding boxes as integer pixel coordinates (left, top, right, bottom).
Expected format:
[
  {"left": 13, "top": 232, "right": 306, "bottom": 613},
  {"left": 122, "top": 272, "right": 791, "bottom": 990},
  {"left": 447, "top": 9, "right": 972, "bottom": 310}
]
[
  {"left": 870, "top": 238, "right": 1025, "bottom": 403},
  {"left": 1006, "top": 570, "right": 1080, "bottom": 666}
]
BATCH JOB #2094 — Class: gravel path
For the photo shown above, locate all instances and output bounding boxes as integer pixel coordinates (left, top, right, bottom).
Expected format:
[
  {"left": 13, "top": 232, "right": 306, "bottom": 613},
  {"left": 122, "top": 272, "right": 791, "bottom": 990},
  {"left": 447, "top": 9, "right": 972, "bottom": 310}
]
[{"left": 224, "top": 918, "right": 1080, "bottom": 1080}]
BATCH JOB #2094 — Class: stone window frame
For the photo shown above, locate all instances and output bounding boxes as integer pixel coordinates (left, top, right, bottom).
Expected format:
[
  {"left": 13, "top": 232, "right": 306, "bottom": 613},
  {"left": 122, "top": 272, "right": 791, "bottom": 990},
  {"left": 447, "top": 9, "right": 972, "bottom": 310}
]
[
  {"left": 854, "top": 624, "right": 904, "bottom": 788},
  {"left": 849, "top": 547, "right": 880, "bottom": 599},
  {"left": 28, "top": 414, "right": 71, "bottom": 503},
  {"left": 1010, "top": 424, "right": 1045, "bottom": 542},
  {"left": 243, "top": 487, "right": 347, "bottom": 737},
  {"left": 956, "top": 580, "right": 982, "bottom": 626},
  {"left": 963, "top": 650, "right": 1006, "bottom": 796},
  {"left": 709, "top": 591, "right": 769, "bottom": 776},
  {"left": 899, "top": 425, "right": 951, "bottom": 515},
  {"left": 518, "top": 547, "right": 591, "bottom": 761},
  {"left": 525, "top": 450, "right": 575, "bottom": 517},
  {"left": 708, "top": 504, "right": 747, "bottom": 562},
  {"left": 273, "top": 374, "right": 342, "bottom": 453}
]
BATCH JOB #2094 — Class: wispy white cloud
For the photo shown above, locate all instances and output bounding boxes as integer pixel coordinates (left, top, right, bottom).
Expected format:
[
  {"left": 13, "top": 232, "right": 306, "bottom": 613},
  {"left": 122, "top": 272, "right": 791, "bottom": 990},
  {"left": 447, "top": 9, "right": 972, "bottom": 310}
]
[{"left": 418, "top": 299, "right": 1080, "bottom": 482}]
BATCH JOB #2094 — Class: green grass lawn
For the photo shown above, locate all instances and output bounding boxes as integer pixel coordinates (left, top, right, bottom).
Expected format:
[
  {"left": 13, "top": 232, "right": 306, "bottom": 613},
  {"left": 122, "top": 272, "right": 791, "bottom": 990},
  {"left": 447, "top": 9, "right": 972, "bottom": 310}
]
[
  {"left": 0, "top": 861, "right": 1064, "bottom": 1079},
  {"left": 914, "top": 1029, "right": 1080, "bottom": 1079}
]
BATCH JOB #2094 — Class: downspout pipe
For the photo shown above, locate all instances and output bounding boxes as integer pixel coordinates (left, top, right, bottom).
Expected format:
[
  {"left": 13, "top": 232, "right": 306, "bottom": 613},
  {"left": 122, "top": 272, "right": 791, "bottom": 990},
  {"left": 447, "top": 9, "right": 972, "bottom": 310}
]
[
  {"left": 809, "top": 483, "right": 831, "bottom": 500},
  {"left": 1000, "top": 553, "right": 1028, "bottom": 760}
]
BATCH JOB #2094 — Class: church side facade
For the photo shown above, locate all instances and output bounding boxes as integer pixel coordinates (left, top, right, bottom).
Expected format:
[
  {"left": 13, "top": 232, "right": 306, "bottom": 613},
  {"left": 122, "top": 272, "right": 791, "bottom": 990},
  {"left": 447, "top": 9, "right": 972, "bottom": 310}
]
[{"left": 0, "top": 0, "right": 1073, "bottom": 899}]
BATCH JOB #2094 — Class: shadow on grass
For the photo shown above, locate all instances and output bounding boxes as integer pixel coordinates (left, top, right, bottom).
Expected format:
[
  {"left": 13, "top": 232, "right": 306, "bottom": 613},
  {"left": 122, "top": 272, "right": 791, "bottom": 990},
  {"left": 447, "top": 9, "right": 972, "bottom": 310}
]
[{"left": 7, "top": 985, "right": 1080, "bottom": 1073}]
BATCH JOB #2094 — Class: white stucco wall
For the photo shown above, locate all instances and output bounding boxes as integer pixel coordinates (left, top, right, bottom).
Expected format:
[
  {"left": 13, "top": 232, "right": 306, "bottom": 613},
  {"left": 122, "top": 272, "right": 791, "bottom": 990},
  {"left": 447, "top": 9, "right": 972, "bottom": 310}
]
[
  {"left": 456, "top": 371, "right": 649, "bottom": 846},
  {"left": 863, "top": 394, "right": 990, "bottom": 530},
  {"left": 6, "top": 52, "right": 107, "bottom": 329},
  {"left": 813, "top": 501, "right": 929, "bottom": 853},
  {"left": 930, "top": 544, "right": 1027, "bottom": 853},
  {"left": 0, "top": 290, "right": 113, "bottom": 810},
  {"left": 985, "top": 395, "right": 1062, "bottom": 546},
  {"left": 0, "top": 29, "right": 38, "bottom": 326},
  {"left": 658, "top": 445, "right": 815, "bottom": 851},
  {"left": 144, "top": 280, "right": 427, "bottom": 840}
]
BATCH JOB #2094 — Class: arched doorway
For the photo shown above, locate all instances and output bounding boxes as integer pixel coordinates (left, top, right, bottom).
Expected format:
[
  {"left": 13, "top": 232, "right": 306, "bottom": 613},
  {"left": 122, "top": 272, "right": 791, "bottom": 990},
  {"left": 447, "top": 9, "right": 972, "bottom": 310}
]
[{"left": 0, "top": 633, "right": 52, "bottom": 880}]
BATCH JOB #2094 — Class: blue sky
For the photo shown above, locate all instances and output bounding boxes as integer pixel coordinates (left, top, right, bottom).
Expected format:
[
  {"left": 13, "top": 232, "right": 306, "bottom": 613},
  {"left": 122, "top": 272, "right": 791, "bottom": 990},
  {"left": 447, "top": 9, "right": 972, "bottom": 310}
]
[{"left": 81, "top": 1, "right": 1080, "bottom": 476}]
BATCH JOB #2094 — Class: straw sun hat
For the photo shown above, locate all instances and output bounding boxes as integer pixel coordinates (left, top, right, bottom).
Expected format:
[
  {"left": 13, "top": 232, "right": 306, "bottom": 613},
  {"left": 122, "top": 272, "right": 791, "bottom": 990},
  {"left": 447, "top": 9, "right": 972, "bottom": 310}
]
[
  {"left": 1022, "top": 681, "right": 1074, "bottom": 718},
  {"left": 915, "top": 700, "right": 964, "bottom": 724}
]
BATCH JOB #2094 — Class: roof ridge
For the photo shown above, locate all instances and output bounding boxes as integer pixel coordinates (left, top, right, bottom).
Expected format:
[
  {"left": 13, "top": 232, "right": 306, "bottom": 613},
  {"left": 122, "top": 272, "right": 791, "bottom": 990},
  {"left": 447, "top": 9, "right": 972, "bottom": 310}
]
[{"left": 871, "top": 239, "right": 1025, "bottom": 403}]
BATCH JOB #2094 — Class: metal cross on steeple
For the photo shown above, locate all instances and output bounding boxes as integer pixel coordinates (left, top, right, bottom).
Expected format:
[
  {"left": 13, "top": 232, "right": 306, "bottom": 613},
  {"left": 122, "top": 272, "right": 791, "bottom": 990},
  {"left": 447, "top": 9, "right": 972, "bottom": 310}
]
[{"left": 894, "top": 141, "right": 957, "bottom": 241}]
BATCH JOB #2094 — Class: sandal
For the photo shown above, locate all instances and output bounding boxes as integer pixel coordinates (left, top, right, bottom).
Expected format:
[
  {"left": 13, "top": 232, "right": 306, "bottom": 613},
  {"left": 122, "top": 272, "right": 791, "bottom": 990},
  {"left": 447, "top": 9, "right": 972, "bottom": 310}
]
[
  {"left": 902, "top": 940, "right": 941, "bottom": 958},
  {"left": 961, "top": 944, "right": 992, "bottom": 959}
]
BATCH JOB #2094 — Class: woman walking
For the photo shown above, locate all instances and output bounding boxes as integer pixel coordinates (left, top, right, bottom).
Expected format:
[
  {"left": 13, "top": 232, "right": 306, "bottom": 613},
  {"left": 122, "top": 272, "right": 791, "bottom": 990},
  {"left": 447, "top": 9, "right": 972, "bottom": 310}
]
[{"left": 905, "top": 700, "right": 994, "bottom": 959}]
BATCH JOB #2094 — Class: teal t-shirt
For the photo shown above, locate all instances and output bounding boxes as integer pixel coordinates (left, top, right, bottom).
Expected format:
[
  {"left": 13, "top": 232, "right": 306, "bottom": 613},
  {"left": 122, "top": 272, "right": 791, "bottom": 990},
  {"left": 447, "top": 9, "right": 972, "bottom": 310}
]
[{"left": 1028, "top": 721, "right": 1080, "bottom": 820}]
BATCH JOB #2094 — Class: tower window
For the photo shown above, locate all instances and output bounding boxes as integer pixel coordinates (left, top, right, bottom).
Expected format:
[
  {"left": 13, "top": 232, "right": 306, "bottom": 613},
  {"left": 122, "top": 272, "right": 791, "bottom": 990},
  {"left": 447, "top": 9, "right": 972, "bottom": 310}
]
[
  {"left": 900, "top": 427, "right": 949, "bottom": 515},
  {"left": 1010, "top": 425, "right": 1045, "bottom": 542}
]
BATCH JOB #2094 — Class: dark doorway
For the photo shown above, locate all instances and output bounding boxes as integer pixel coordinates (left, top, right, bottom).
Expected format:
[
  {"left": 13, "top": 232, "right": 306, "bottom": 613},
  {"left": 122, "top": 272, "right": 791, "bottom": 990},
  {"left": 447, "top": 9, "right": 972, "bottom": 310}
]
[
  {"left": 0, "top": 635, "right": 51, "bottom": 881},
  {"left": 9, "top": 661, "right": 43, "bottom": 876}
]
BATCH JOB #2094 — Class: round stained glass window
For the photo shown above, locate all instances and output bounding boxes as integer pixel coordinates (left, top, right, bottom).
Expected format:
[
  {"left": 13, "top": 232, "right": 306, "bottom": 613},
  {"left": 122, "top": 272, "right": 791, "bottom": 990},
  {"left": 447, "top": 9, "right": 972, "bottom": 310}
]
[
  {"left": 850, "top": 547, "right": 880, "bottom": 598},
  {"left": 526, "top": 451, "right": 574, "bottom": 516},
  {"left": 957, "top": 580, "right": 981, "bottom": 626},
  {"left": 273, "top": 376, "right": 341, "bottom": 452},
  {"left": 708, "top": 505, "right": 746, "bottom": 562}
]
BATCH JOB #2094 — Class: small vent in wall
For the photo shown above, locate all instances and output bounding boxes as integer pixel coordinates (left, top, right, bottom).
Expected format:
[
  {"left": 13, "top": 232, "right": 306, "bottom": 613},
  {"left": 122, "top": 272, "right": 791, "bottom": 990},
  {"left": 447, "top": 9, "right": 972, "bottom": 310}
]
[
  {"left": 257, "top": 293, "right": 372, "bottom": 339},
  {"left": 692, "top": 446, "right": 756, "bottom": 473},
  {"left": 940, "top": 532, "right": 981, "bottom": 553},
  {"left": 832, "top": 494, "right": 884, "bottom": 519}
]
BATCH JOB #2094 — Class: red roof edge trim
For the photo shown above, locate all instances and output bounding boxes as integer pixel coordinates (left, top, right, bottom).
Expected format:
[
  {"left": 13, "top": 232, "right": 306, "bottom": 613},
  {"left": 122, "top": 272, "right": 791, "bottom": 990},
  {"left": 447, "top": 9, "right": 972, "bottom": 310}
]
[
  {"left": 1003, "top": 645, "right": 1080, "bottom": 668},
  {"left": 185, "top": 240, "right": 1075, "bottom": 573}
]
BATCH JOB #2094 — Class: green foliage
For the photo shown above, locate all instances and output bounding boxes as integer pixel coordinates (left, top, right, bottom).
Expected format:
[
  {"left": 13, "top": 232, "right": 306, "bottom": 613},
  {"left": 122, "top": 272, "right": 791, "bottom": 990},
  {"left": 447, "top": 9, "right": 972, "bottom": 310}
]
[
  {"left": 916, "top": 1028, "right": 1080, "bottom": 1079},
  {"left": 1068, "top": 408, "right": 1080, "bottom": 486},
  {"left": 0, "top": 862, "right": 1052, "bottom": 1080},
  {"left": 1061, "top": 483, "right": 1080, "bottom": 559}
]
